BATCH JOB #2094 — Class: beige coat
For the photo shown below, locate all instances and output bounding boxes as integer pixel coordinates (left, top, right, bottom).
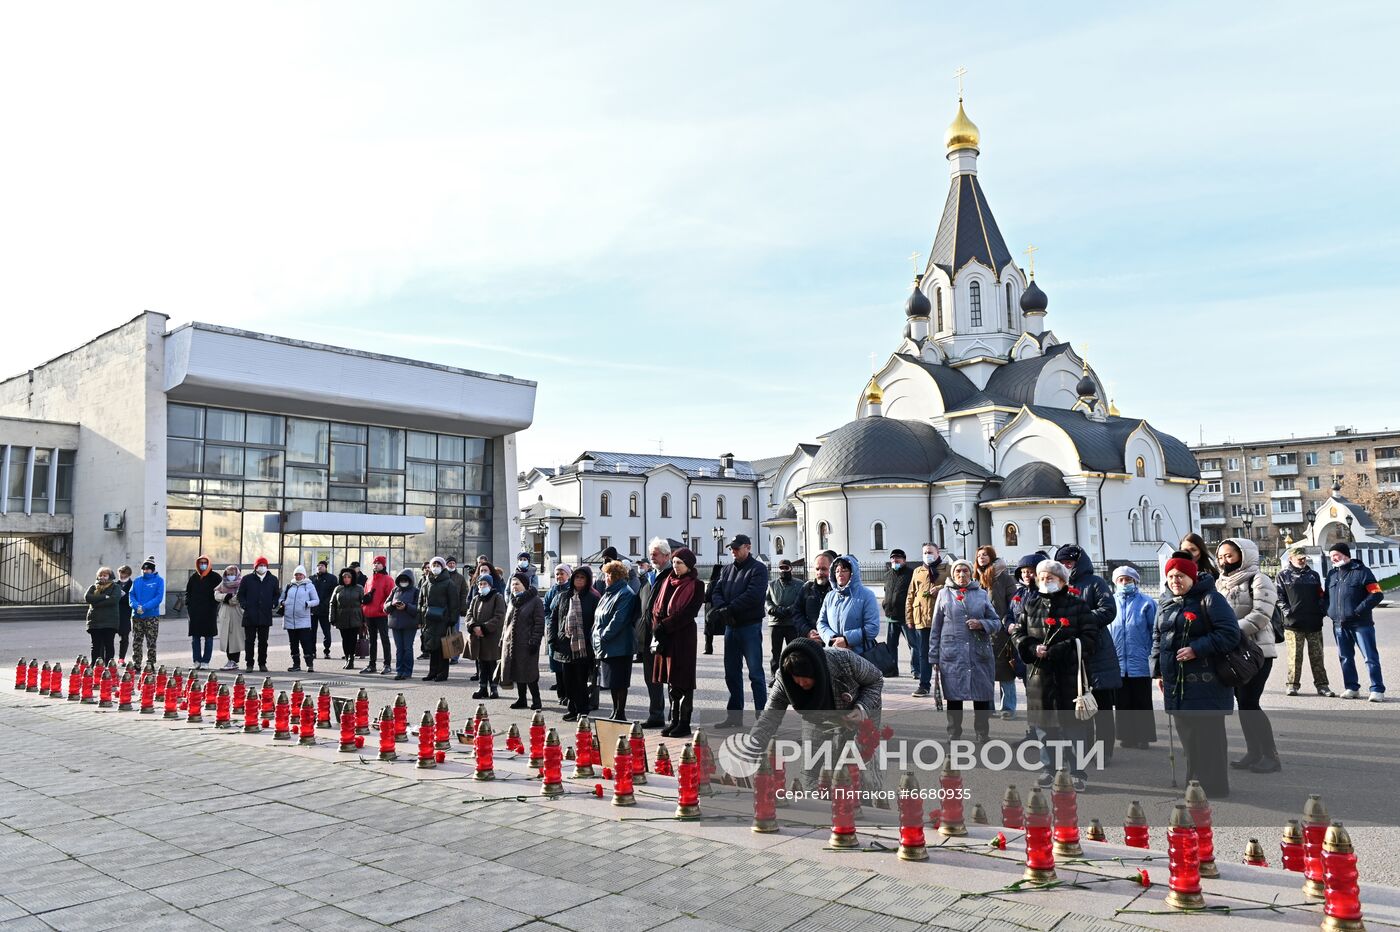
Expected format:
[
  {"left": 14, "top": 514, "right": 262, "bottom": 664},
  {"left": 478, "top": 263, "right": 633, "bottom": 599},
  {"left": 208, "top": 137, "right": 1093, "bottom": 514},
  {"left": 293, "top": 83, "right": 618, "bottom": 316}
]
[
  {"left": 905, "top": 560, "right": 951, "bottom": 630},
  {"left": 1215, "top": 537, "right": 1279, "bottom": 659}
]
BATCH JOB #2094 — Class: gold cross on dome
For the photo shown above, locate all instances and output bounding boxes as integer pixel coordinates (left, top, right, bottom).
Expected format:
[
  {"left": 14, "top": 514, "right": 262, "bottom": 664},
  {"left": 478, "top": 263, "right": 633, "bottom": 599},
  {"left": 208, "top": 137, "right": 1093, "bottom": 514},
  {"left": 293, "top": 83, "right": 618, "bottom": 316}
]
[
  {"left": 908, "top": 250, "right": 921, "bottom": 276},
  {"left": 869, "top": 351, "right": 878, "bottom": 374},
  {"left": 953, "top": 66, "right": 967, "bottom": 99},
  {"left": 1025, "top": 244, "right": 1038, "bottom": 278}
]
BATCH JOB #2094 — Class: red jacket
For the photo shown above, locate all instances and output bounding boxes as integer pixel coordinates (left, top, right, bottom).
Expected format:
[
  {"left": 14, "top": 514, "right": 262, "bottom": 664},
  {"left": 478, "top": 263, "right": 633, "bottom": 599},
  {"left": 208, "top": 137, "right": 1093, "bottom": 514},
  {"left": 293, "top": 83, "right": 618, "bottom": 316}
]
[{"left": 362, "top": 569, "right": 395, "bottom": 619}]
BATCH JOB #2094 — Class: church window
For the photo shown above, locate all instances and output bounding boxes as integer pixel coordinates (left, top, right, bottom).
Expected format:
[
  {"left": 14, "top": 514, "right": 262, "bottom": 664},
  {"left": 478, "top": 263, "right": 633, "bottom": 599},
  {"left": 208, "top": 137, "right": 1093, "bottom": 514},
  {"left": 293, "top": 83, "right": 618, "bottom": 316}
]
[
  {"left": 1130, "top": 512, "right": 1141, "bottom": 542},
  {"left": 969, "top": 282, "right": 982, "bottom": 327},
  {"left": 1005, "top": 283, "right": 1014, "bottom": 329},
  {"left": 1003, "top": 523, "right": 1019, "bottom": 548},
  {"left": 935, "top": 289, "right": 944, "bottom": 332},
  {"left": 872, "top": 522, "right": 886, "bottom": 551},
  {"left": 774, "top": 536, "right": 785, "bottom": 555},
  {"left": 742, "top": 497, "right": 751, "bottom": 520},
  {"left": 935, "top": 518, "right": 946, "bottom": 550},
  {"left": 818, "top": 522, "right": 831, "bottom": 550},
  {"left": 1152, "top": 512, "right": 1164, "bottom": 541},
  {"left": 1039, "top": 518, "right": 1053, "bottom": 547},
  {"left": 628, "top": 492, "right": 639, "bottom": 517},
  {"left": 690, "top": 494, "right": 700, "bottom": 518},
  {"left": 599, "top": 491, "right": 610, "bottom": 517},
  {"left": 716, "top": 496, "right": 726, "bottom": 520},
  {"left": 660, "top": 493, "right": 671, "bottom": 518},
  {"left": 1135, "top": 456, "right": 1146, "bottom": 478}
]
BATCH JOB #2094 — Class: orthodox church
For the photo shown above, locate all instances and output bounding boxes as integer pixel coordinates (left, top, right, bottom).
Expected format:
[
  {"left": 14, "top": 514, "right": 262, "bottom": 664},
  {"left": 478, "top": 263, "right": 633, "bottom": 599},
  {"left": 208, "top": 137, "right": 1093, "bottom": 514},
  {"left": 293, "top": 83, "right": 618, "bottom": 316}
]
[{"left": 761, "top": 97, "right": 1200, "bottom": 575}]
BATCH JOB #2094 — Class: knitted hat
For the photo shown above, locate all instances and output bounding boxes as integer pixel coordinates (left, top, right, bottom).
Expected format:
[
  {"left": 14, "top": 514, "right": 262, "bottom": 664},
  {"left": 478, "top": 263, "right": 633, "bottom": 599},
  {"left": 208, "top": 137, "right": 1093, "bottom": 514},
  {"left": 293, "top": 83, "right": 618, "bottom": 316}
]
[
  {"left": 1054, "top": 544, "right": 1083, "bottom": 564},
  {"left": 253, "top": 556, "right": 269, "bottom": 568},
  {"left": 1037, "top": 559, "right": 1071, "bottom": 583},
  {"left": 1016, "top": 553, "right": 1042, "bottom": 573},
  {"left": 1164, "top": 556, "right": 1198, "bottom": 581},
  {"left": 1112, "top": 565, "right": 1141, "bottom": 584},
  {"left": 1328, "top": 541, "right": 1351, "bottom": 558},
  {"left": 511, "top": 571, "right": 533, "bottom": 590}
]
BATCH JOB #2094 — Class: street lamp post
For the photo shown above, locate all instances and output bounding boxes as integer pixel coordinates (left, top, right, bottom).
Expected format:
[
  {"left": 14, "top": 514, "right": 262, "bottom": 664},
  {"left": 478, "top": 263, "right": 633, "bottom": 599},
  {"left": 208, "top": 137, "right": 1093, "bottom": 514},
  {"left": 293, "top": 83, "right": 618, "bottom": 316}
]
[
  {"left": 534, "top": 519, "right": 548, "bottom": 571},
  {"left": 711, "top": 526, "right": 725, "bottom": 562},
  {"left": 1242, "top": 512, "right": 1254, "bottom": 542},
  {"left": 951, "top": 518, "right": 975, "bottom": 560}
]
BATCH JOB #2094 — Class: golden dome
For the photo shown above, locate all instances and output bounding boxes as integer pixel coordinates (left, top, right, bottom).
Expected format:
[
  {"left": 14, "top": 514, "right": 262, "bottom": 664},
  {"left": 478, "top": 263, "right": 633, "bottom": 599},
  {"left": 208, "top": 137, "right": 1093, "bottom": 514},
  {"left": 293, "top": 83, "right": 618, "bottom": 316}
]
[
  {"left": 1107, "top": 398, "right": 1121, "bottom": 417},
  {"left": 865, "top": 376, "right": 884, "bottom": 407},
  {"left": 945, "top": 99, "right": 980, "bottom": 151}
]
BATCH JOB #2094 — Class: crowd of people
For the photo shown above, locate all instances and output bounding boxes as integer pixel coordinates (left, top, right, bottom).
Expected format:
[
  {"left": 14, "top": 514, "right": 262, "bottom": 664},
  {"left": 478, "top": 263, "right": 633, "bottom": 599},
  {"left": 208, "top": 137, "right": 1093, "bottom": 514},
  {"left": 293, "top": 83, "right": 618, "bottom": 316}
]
[{"left": 81, "top": 530, "right": 1387, "bottom": 796}]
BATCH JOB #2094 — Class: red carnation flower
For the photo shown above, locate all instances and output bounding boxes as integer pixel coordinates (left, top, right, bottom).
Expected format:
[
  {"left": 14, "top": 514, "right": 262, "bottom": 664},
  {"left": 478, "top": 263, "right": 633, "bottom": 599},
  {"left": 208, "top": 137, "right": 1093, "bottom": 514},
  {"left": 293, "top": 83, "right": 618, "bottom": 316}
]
[
  {"left": 1068, "top": 586, "right": 1081, "bottom": 596},
  {"left": 593, "top": 784, "right": 604, "bottom": 797},
  {"left": 956, "top": 593, "right": 965, "bottom": 601},
  {"left": 992, "top": 831, "right": 1008, "bottom": 849},
  {"left": 1012, "top": 596, "right": 1021, "bottom": 603},
  {"left": 1136, "top": 868, "right": 1151, "bottom": 887},
  {"left": 881, "top": 726, "right": 894, "bottom": 741},
  {"left": 1059, "top": 617, "right": 1071, "bottom": 627},
  {"left": 1183, "top": 611, "right": 1197, "bottom": 622},
  {"left": 602, "top": 767, "right": 613, "bottom": 780}
]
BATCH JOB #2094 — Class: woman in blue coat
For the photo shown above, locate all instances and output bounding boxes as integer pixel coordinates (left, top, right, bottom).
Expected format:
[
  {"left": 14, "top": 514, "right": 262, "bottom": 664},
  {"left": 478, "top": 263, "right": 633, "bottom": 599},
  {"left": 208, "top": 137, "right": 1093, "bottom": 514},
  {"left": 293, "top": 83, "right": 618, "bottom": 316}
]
[
  {"left": 929, "top": 559, "right": 1002, "bottom": 743},
  {"left": 593, "top": 560, "right": 639, "bottom": 721},
  {"left": 1151, "top": 553, "right": 1241, "bottom": 798},
  {"left": 816, "top": 556, "right": 880, "bottom": 656},
  {"left": 1109, "top": 566, "right": 1157, "bottom": 749}
]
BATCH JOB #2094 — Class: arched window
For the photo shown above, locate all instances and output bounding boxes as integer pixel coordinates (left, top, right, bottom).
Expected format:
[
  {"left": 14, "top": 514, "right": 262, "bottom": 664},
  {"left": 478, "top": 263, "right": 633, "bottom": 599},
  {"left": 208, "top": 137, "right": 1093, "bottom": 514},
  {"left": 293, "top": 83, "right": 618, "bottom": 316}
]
[
  {"left": 599, "top": 491, "right": 610, "bottom": 517},
  {"left": 690, "top": 494, "right": 700, "bottom": 519},
  {"left": 1135, "top": 456, "right": 1146, "bottom": 478},
  {"left": 774, "top": 536, "right": 785, "bottom": 555},
  {"left": 1130, "top": 512, "right": 1141, "bottom": 542},
  {"left": 818, "top": 521, "right": 830, "bottom": 550},
  {"left": 716, "top": 496, "right": 726, "bottom": 520},
  {"left": 628, "top": 492, "right": 639, "bottom": 517},
  {"left": 935, "top": 289, "right": 944, "bottom": 331},
  {"left": 1004, "top": 523, "right": 1019, "bottom": 548},
  {"left": 872, "top": 522, "right": 886, "bottom": 551},
  {"left": 969, "top": 281, "right": 982, "bottom": 328},
  {"left": 1006, "top": 283, "right": 1014, "bottom": 329},
  {"left": 1040, "top": 518, "right": 1053, "bottom": 547},
  {"left": 935, "top": 518, "right": 946, "bottom": 549},
  {"left": 660, "top": 493, "right": 671, "bottom": 519},
  {"left": 742, "top": 497, "right": 751, "bottom": 520},
  {"left": 1153, "top": 512, "right": 1164, "bottom": 542}
]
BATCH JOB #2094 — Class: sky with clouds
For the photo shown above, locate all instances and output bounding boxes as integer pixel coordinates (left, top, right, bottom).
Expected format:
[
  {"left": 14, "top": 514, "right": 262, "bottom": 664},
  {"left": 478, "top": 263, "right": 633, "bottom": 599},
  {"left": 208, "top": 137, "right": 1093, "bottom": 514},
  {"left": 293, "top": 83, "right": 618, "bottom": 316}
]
[{"left": 3, "top": 2, "right": 1397, "bottom": 472}]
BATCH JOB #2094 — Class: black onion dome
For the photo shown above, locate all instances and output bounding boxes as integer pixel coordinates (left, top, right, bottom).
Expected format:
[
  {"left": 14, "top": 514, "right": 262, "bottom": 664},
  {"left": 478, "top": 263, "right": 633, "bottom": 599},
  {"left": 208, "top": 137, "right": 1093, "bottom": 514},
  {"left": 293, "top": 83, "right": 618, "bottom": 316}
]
[
  {"left": 807, "top": 418, "right": 953, "bottom": 485},
  {"left": 905, "top": 282, "right": 932, "bottom": 319},
  {"left": 1019, "top": 279, "right": 1048, "bottom": 312},
  {"left": 1076, "top": 374, "right": 1097, "bottom": 397},
  {"left": 998, "top": 462, "right": 1072, "bottom": 499}
]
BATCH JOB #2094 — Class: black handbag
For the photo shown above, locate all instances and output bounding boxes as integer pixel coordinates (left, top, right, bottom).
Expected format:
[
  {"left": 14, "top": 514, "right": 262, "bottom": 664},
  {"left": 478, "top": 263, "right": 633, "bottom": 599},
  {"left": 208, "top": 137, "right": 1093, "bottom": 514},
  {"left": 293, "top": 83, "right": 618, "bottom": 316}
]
[
  {"left": 862, "top": 640, "right": 898, "bottom": 678},
  {"left": 1214, "top": 632, "right": 1263, "bottom": 688}
]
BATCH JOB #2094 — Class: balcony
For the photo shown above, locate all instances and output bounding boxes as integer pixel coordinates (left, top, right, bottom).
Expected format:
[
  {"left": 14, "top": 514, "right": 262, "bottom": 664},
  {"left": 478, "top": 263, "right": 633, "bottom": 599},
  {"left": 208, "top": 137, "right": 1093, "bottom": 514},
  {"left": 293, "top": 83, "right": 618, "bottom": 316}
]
[
  {"left": 1272, "top": 511, "right": 1306, "bottom": 524},
  {"left": 1199, "top": 490, "right": 1224, "bottom": 503},
  {"left": 1270, "top": 489, "right": 1302, "bottom": 499},
  {"left": 1200, "top": 514, "right": 1227, "bottom": 526},
  {"left": 1267, "top": 464, "right": 1299, "bottom": 477},
  {"left": 1380, "top": 482, "right": 1400, "bottom": 493},
  {"left": 1199, "top": 469, "right": 1222, "bottom": 480}
]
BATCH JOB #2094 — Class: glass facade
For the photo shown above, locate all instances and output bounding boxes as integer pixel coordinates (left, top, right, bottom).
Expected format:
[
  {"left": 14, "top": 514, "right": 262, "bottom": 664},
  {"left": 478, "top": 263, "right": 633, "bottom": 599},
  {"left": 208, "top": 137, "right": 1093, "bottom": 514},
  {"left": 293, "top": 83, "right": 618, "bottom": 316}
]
[{"left": 166, "top": 402, "right": 493, "bottom": 582}]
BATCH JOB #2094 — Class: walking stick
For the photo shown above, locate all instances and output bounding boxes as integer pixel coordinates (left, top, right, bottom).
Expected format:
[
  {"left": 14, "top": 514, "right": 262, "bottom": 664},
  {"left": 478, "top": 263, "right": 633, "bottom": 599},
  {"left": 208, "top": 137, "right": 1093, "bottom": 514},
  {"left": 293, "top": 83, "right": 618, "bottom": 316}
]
[{"left": 1166, "top": 710, "right": 1179, "bottom": 789}]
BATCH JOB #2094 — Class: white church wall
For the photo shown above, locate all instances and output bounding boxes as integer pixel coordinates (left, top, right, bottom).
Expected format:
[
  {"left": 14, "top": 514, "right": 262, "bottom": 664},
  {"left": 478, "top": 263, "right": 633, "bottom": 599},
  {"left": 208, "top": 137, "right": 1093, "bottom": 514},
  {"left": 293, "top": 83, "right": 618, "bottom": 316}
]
[
  {"left": 996, "top": 425, "right": 1081, "bottom": 477},
  {"left": 844, "top": 491, "right": 930, "bottom": 563}
]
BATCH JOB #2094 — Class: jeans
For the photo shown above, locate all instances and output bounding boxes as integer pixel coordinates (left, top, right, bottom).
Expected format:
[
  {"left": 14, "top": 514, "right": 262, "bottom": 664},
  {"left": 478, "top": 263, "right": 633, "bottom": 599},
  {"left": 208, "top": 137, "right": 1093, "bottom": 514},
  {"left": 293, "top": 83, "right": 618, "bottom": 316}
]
[
  {"left": 886, "top": 622, "right": 908, "bottom": 676},
  {"left": 724, "top": 623, "right": 767, "bottom": 712},
  {"left": 1031, "top": 722, "right": 1088, "bottom": 778},
  {"left": 191, "top": 637, "right": 214, "bottom": 665},
  {"left": 1334, "top": 624, "right": 1385, "bottom": 693},
  {"left": 916, "top": 628, "right": 933, "bottom": 689},
  {"left": 392, "top": 628, "right": 415, "bottom": 677},
  {"left": 998, "top": 678, "right": 1017, "bottom": 713}
]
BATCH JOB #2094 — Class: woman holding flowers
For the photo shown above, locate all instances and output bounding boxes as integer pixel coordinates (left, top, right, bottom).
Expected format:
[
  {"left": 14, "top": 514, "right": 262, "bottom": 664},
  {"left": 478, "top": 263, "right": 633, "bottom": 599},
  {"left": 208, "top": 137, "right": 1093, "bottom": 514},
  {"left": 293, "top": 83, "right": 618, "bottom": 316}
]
[
  {"left": 1012, "top": 559, "right": 1097, "bottom": 791},
  {"left": 929, "top": 558, "right": 1002, "bottom": 745},
  {"left": 1150, "top": 551, "right": 1240, "bottom": 798}
]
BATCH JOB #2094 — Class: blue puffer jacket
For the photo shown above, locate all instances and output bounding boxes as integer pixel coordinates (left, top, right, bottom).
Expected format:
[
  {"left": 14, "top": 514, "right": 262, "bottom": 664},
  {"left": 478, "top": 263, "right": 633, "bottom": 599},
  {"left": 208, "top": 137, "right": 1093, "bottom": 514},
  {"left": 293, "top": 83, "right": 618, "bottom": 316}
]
[
  {"left": 1326, "top": 559, "right": 1384, "bottom": 628},
  {"left": 129, "top": 572, "right": 166, "bottom": 619},
  {"left": 817, "top": 555, "right": 881, "bottom": 655},
  {"left": 1151, "top": 576, "right": 1240, "bottom": 713},
  {"left": 1069, "top": 556, "right": 1120, "bottom": 690},
  {"left": 1110, "top": 589, "right": 1157, "bottom": 678},
  {"left": 593, "top": 577, "right": 638, "bottom": 660}
]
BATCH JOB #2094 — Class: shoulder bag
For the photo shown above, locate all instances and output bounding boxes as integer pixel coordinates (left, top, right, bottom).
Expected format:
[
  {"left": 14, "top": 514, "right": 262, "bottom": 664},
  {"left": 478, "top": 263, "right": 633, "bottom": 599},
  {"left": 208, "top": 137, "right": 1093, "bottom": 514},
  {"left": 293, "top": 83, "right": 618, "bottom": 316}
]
[{"left": 1074, "top": 638, "right": 1098, "bottom": 721}]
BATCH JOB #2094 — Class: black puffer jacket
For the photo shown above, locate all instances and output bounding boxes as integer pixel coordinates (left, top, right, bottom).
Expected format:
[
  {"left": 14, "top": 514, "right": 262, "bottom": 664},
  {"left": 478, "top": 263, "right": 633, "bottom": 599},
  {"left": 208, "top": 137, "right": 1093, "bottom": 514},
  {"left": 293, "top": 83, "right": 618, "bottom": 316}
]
[
  {"left": 1276, "top": 564, "right": 1326, "bottom": 633},
  {"left": 1069, "top": 557, "right": 1120, "bottom": 691},
  {"left": 1151, "top": 577, "right": 1241, "bottom": 712},
  {"left": 1012, "top": 587, "right": 1096, "bottom": 729}
]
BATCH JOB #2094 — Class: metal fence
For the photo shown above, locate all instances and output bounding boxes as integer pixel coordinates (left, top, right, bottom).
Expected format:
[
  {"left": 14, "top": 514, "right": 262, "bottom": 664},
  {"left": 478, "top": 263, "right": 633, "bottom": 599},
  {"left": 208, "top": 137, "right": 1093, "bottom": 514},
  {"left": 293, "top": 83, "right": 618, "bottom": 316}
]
[{"left": 0, "top": 536, "right": 74, "bottom": 605}]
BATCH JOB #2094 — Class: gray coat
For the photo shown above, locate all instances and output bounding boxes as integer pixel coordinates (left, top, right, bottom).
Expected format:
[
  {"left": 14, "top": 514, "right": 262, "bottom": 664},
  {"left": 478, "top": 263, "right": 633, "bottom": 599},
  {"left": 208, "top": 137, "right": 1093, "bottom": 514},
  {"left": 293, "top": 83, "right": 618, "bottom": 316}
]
[
  {"left": 1215, "top": 537, "right": 1279, "bottom": 659},
  {"left": 928, "top": 581, "right": 1003, "bottom": 702}
]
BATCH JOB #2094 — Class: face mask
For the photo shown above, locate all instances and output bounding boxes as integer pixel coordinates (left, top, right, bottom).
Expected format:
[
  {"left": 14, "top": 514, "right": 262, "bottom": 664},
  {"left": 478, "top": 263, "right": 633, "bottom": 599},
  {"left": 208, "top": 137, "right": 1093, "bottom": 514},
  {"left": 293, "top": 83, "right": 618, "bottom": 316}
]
[
  {"left": 1119, "top": 583, "right": 1138, "bottom": 596},
  {"left": 197, "top": 563, "right": 208, "bottom": 571},
  {"left": 923, "top": 555, "right": 938, "bottom": 565},
  {"left": 224, "top": 575, "right": 237, "bottom": 584},
  {"left": 143, "top": 569, "right": 155, "bottom": 576},
  {"left": 430, "top": 565, "right": 442, "bottom": 576},
  {"left": 780, "top": 571, "right": 793, "bottom": 582},
  {"left": 1220, "top": 559, "right": 1240, "bottom": 574},
  {"left": 397, "top": 581, "right": 409, "bottom": 589},
  {"left": 478, "top": 584, "right": 491, "bottom": 595},
  {"left": 890, "top": 561, "right": 903, "bottom": 570},
  {"left": 1042, "top": 580, "right": 1061, "bottom": 594},
  {"left": 255, "top": 566, "right": 267, "bottom": 576},
  {"left": 518, "top": 560, "right": 529, "bottom": 569}
]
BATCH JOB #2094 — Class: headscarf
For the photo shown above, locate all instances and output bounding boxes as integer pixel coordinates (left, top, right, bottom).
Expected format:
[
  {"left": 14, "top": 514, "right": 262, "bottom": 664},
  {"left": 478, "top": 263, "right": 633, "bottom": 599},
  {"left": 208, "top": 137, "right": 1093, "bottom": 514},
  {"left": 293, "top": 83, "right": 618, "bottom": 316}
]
[
  {"left": 216, "top": 565, "right": 241, "bottom": 597},
  {"left": 778, "top": 637, "right": 834, "bottom": 711}
]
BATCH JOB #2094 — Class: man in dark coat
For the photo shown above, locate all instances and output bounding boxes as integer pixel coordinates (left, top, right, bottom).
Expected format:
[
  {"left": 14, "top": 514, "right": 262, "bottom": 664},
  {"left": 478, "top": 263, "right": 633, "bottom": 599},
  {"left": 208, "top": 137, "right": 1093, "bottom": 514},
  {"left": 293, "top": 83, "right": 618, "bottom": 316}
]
[
  {"left": 881, "top": 548, "right": 914, "bottom": 677},
  {"left": 1325, "top": 542, "right": 1386, "bottom": 701},
  {"left": 421, "top": 556, "right": 463, "bottom": 683},
  {"left": 765, "top": 559, "right": 803, "bottom": 686},
  {"left": 184, "top": 555, "right": 221, "bottom": 670},
  {"left": 236, "top": 557, "right": 280, "bottom": 673},
  {"left": 1055, "top": 543, "right": 1119, "bottom": 761},
  {"left": 310, "top": 560, "right": 337, "bottom": 660},
  {"left": 709, "top": 535, "right": 770, "bottom": 728},
  {"left": 703, "top": 560, "right": 724, "bottom": 654},
  {"left": 635, "top": 539, "right": 674, "bottom": 728},
  {"left": 793, "top": 551, "right": 836, "bottom": 639}
]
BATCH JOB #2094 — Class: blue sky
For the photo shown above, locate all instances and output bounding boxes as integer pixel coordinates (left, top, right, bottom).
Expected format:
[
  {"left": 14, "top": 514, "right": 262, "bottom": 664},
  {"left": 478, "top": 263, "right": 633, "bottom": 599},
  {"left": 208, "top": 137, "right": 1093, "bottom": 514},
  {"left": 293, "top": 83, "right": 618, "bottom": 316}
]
[{"left": 4, "top": 2, "right": 1398, "bottom": 472}]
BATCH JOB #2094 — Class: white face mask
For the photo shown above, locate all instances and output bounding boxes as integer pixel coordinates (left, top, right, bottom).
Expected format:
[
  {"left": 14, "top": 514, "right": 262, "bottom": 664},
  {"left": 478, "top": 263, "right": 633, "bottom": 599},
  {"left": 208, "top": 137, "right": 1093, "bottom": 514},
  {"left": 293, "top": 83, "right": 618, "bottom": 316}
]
[
  {"left": 430, "top": 565, "right": 443, "bottom": 576},
  {"left": 923, "top": 554, "right": 938, "bottom": 565},
  {"left": 518, "top": 560, "right": 529, "bottom": 569},
  {"left": 224, "top": 575, "right": 238, "bottom": 584},
  {"left": 255, "top": 566, "right": 267, "bottom": 576},
  {"left": 1041, "top": 580, "right": 1061, "bottom": 594},
  {"left": 478, "top": 584, "right": 491, "bottom": 595}
]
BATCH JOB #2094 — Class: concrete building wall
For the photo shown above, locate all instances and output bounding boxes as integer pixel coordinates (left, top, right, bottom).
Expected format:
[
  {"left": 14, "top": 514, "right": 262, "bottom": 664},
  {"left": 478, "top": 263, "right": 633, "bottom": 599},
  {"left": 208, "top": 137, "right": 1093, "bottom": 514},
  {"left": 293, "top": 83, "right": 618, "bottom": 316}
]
[{"left": 0, "top": 313, "right": 167, "bottom": 591}]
